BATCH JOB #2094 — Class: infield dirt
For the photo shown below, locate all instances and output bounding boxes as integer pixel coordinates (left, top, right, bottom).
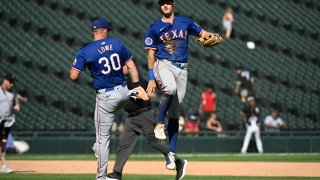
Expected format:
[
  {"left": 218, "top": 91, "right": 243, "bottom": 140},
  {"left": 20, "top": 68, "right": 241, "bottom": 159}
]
[{"left": 7, "top": 160, "right": 320, "bottom": 177}]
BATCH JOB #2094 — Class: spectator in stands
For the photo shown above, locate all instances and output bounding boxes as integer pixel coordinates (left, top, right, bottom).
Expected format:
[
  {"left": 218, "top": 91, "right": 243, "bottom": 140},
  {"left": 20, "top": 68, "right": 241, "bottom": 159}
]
[
  {"left": 241, "top": 96, "right": 263, "bottom": 153},
  {"left": 178, "top": 115, "right": 185, "bottom": 132},
  {"left": 0, "top": 73, "right": 20, "bottom": 173},
  {"left": 222, "top": 8, "right": 234, "bottom": 39},
  {"left": 234, "top": 66, "right": 255, "bottom": 104},
  {"left": 184, "top": 106, "right": 201, "bottom": 134},
  {"left": 206, "top": 112, "right": 223, "bottom": 133},
  {"left": 264, "top": 111, "right": 285, "bottom": 133},
  {"left": 199, "top": 85, "right": 217, "bottom": 127}
]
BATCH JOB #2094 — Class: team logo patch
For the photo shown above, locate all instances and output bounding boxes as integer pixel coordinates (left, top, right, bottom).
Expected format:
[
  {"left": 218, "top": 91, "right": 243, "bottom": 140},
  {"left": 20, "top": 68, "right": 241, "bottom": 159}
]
[
  {"left": 145, "top": 37, "right": 153, "bottom": 46},
  {"left": 73, "top": 58, "right": 77, "bottom": 65}
]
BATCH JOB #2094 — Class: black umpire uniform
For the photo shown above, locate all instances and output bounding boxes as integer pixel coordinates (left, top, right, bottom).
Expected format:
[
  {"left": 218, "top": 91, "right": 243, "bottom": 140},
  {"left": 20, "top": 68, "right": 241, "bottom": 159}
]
[{"left": 111, "top": 75, "right": 169, "bottom": 174}]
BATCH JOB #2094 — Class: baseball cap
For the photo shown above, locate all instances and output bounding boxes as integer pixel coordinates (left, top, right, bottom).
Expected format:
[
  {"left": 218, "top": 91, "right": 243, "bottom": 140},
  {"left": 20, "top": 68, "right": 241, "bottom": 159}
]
[
  {"left": 158, "top": 0, "right": 174, "bottom": 5},
  {"left": 4, "top": 73, "right": 17, "bottom": 84},
  {"left": 91, "top": 18, "right": 112, "bottom": 30}
]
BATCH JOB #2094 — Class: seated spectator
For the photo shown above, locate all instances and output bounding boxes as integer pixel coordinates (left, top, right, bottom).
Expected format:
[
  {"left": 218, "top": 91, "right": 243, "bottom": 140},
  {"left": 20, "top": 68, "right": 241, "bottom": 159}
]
[
  {"left": 185, "top": 106, "right": 201, "bottom": 134},
  {"left": 178, "top": 115, "right": 185, "bottom": 132},
  {"left": 222, "top": 8, "right": 234, "bottom": 39},
  {"left": 264, "top": 111, "right": 285, "bottom": 133},
  {"left": 206, "top": 113, "right": 223, "bottom": 132}
]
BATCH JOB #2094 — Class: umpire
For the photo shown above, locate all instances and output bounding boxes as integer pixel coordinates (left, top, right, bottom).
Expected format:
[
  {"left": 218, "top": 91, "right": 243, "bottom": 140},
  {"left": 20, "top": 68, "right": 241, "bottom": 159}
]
[{"left": 106, "top": 66, "right": 187, "bottom": 180}]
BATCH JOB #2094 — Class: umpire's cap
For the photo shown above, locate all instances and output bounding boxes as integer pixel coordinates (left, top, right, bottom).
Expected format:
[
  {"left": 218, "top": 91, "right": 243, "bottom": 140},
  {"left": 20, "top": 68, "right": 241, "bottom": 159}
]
[
  {"left": 4, "top": 73, "right": 17, "bottom": 84},
  {"left": 91, "top": 18, "right": 112, "bottom": 31},
  {"left": 158, "top": 0, "right": 174, "bottom": 5}
]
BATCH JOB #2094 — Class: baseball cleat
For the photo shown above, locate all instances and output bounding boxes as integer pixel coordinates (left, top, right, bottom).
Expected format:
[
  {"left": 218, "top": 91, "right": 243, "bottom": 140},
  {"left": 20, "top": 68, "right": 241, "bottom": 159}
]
[
  {"left": 106, "top": 171, "right": 122, "bottom": 180},
  {"left": 166, "top": 152, "right": 176, "bottom": 170},
  {"left": 1, "top": 165, "right": 13, "bottom": 173},
  {"left": 176, "top": 159, "right": 188, "bottom": 180},
  {"left": 154, "top": 124, "right": 166, "bottom": 140}
]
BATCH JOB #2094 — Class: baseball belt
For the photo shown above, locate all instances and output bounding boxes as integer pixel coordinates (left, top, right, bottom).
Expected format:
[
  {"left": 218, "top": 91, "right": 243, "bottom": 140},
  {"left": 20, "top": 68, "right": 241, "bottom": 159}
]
[
  {"left": 96, "top": 83, "right": 127, "bottom": 94},
  {"left": 128, "top": 106, "right": 152, "bottom": 117},
  {"left": 158, "top": 59, "right": 188, "bottom": 69}
]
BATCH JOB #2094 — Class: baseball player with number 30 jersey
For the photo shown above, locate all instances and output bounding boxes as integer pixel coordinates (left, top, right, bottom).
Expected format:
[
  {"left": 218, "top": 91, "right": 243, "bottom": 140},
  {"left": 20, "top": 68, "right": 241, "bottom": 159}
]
[
  {"left": 144, "top": 0, "right": 220, "bottom": 173},
  {"left": 69, "top": 18, "right": 142, "bottom": 180}
]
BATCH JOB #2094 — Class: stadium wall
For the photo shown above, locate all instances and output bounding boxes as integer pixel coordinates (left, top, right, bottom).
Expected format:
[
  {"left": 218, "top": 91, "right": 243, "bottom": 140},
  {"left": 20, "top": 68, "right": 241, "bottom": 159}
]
[{"left": 18, "top": 136, "right": 320, "bottom": 153}]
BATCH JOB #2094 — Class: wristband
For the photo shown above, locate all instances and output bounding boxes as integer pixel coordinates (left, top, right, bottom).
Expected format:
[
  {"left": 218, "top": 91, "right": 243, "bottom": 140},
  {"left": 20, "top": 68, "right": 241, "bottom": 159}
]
[
  {"left": 149, "top": 69, "right": 155, "bottom": 80},
  {"left": 132, "top": 81, "right": 140, "bottom": 88}
]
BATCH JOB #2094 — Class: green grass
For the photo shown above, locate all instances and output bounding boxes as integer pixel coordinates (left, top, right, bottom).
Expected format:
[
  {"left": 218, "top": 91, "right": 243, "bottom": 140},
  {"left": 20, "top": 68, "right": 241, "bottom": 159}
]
[
  {"left": 7, "top": 153, "right": 320, "bottom": 162},
  {"left": 0, "top": 174, "right": 319, "bottom": 180}
]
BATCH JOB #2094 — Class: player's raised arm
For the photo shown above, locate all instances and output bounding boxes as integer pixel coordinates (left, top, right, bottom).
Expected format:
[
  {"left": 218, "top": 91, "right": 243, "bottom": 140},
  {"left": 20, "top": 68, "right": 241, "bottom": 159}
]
[
  {"left": 146, "top": 49, "right": 157, "bottom": 96},
  {"left": 125, "top": 59, "right": 139, "bottom": 87}
]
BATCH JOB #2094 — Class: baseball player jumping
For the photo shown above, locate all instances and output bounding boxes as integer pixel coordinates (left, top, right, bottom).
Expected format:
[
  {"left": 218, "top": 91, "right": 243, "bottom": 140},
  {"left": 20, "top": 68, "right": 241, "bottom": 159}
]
[
  {"left": 70, "top": 18, "right": 147, "bottom": 180},
  {"left": 144, "top": 0, "right": 222, "bottom": 171}
]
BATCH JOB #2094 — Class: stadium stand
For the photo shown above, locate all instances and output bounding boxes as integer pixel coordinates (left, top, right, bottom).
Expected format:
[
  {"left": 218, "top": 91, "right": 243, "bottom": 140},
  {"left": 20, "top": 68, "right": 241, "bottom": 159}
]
[{"left": 0, "top": 0, "right": 319, "bottom": 132}]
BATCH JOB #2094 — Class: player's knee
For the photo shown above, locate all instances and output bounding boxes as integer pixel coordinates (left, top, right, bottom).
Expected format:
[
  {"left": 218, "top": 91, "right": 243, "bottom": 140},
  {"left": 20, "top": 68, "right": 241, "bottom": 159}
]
[{"left": 163, "top": 85, "right": 177, "bottom": 95}]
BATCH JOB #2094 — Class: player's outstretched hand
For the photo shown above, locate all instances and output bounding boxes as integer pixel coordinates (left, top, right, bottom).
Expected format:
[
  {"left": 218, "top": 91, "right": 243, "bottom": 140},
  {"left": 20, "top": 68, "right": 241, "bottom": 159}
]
[
  {"left": 135, "top": 86, "right": 149, "bottom": 101},
  {"left": 147, "top": 80, "right": 156, "bottom": 96},
  {"left": 129, "top": 86, "right": 149, "bottom": 101}
]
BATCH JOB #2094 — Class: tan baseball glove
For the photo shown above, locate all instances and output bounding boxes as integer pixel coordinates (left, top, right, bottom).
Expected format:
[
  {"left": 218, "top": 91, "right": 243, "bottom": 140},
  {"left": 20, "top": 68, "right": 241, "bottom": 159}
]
[
  {"left": 130, "top": 86, "right": 149, "bottom": 101},
  {"left": 197, "top": 33, "right": 223, "bottom": 48}
]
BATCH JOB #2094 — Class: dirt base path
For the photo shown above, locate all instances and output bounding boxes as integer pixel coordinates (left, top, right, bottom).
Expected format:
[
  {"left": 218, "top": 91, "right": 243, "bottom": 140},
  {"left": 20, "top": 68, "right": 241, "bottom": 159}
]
[{"left": 7, "top": 160, "right": 320, "bottom": 177}]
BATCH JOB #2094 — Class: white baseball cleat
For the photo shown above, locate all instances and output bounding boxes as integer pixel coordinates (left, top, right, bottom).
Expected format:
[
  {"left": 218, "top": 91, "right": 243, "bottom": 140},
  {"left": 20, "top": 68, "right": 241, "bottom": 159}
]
[
  {"left": 166, "top": 152, "right": 176, "bottom": 170},
  {"left": 154, "top": 124, "right": 166, "bottom": 140},
  {"left": 1, "top": 165, "right": 13, "bottom": 173}
]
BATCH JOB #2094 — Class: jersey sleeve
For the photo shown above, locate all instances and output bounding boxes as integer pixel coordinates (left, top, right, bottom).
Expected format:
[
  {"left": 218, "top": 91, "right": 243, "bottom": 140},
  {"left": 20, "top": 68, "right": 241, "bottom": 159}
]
[
  {"left": 187, "top": 17, "right": 203, "bottom": 36},
  {"left": 71, "top": 50, "right": 86, "bottom": 71},
  {"left": 121, "top": 44, "right": 133, "bottom": 64},
  {"left": 144, "top": 26, "right": 157, "bottom": 50}
]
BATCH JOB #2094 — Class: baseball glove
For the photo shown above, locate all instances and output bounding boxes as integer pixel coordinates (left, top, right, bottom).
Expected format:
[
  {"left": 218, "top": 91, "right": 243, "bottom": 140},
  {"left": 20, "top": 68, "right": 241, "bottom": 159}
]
[
  {"left": 130, "top": 86, "right": 149, "bottom": 101},
  {"left": 197, "top": 33, "right": 223, "bottom": 48}
]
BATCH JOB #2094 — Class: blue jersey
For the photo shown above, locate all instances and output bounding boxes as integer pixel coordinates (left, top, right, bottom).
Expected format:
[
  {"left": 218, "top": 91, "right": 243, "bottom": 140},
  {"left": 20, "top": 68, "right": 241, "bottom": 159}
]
[
  {"left": 144, "top": 16, "right": 203, "bottom": 63},
  {"left": 72, "top": 37, "right": 132, "bottom": 90}
]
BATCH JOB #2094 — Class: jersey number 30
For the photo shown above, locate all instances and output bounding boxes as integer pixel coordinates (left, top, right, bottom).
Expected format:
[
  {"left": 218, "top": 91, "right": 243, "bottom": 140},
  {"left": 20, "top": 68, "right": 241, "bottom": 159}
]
[{"left": 99, "top": 53, "right": 121, "bottom": 74}]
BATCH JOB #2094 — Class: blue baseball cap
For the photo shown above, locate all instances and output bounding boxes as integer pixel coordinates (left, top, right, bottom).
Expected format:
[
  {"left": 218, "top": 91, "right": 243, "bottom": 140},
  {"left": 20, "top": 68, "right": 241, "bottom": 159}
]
[{"left": 91, "top": 18, "right": 112, "bottom": 30}]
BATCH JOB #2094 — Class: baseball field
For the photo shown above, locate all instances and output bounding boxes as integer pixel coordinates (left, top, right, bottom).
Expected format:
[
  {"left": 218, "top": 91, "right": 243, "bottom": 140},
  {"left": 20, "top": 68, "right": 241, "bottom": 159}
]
[{"left": 1, "top": 153, "right": 320, "bottom": 179}]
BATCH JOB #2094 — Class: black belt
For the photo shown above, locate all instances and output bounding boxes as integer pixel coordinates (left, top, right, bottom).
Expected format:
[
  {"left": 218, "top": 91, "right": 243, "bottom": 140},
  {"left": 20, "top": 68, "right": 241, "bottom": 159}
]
[{"left": 128, "top": 106, "right": 151, "bottom": 117}]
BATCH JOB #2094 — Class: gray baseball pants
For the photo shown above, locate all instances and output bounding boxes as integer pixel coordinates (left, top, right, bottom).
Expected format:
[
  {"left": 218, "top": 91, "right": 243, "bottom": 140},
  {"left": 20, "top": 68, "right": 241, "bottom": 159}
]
[
  {"left": 95, "top": 84, "right": 129, "bottom": 180},
  {"left": 154, "top": 59, "right": 188, "bottom": 119}
]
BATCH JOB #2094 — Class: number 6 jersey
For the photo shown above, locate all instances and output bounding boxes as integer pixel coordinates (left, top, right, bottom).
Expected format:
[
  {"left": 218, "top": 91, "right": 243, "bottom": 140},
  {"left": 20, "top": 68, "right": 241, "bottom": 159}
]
[{"left": 71, "top": 37, "right": 133, "bottom": 90}]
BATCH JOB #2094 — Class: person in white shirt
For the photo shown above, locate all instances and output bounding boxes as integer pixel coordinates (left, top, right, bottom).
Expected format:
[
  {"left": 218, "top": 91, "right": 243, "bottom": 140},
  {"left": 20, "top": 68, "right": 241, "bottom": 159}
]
[{"left": 264, "top": 111, "right": 285, "bottom": 133}]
